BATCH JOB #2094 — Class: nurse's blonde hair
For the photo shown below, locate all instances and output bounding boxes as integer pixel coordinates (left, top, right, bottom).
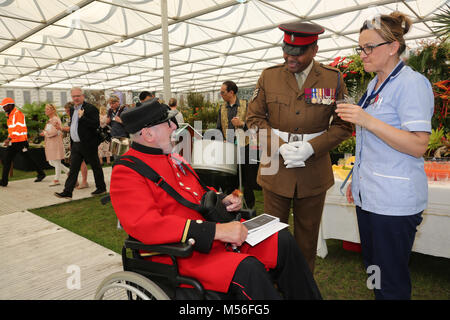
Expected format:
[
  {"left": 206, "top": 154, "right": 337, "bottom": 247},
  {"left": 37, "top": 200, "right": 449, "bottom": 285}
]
[{"left": 360, "top": 11, "right": 412, "bottom": 56}]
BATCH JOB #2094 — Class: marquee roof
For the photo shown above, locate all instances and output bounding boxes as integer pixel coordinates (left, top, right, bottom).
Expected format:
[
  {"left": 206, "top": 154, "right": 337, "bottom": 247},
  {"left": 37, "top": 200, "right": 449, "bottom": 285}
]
[{"left": 0, "top": 0, "right": 446, "bottom": 94}]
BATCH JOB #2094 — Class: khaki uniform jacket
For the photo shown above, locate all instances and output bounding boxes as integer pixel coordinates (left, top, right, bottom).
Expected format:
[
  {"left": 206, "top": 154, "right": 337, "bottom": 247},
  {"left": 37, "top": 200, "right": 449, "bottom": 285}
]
[{"left": 247, "top": 61, "right": 353, "bottom": 198}]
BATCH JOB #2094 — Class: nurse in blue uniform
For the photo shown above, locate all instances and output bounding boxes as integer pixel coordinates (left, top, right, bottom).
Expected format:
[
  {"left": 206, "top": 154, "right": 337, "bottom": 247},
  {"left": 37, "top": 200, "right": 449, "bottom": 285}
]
[{"left": 335, "top": 11, "right": 434, "bottom": 299}]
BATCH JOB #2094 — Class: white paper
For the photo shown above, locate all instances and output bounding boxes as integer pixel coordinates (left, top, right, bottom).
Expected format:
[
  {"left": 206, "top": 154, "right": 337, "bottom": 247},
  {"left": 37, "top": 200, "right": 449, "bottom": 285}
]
[
  {"left": 244, "top": 221, "right": 289, "bottom": 246},
  {"left": 242, "top": 213, "right": 279, "bottom": 234}
]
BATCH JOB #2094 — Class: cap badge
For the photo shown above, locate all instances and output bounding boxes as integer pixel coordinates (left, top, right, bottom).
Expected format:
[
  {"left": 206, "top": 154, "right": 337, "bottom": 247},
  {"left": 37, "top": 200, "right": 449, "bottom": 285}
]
[{"left": 290, "top": 34, "right": 295, "bottom": 42}]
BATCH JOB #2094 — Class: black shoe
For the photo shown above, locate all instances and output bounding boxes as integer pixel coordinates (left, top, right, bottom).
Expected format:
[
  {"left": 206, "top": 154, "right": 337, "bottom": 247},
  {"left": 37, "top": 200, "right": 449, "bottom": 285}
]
[
  {"left": 55, "top": 191, "right": 72, "bottom": 199},
  {"left": 0, "top": 181, "right": 7, "bottom": 187},
  {"left": 91, "top": 189, "right": 107, "bottom": 196},
  {"left": 34, "top": 173, "right": 46, "bottom": 182}
]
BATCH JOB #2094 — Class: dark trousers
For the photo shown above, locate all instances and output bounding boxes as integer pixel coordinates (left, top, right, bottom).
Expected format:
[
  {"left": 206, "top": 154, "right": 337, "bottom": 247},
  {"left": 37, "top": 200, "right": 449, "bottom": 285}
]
[
  {"left": 237, "top": 145, "right": 259, "bottom": 208},
  {"left": 64, "top": 142, "right": 106, "bottom": 194},
  {"left": 356, "top": 206, "right": 423, "bottom": 300},
  {"left": 1, "top": 141, "right": 44, "bottom": 185},
  {"left": 263, "top": 188, "right": 326, "bottom": 273},
  {"left": 228, "top": 229, "right": 322, "bottom": 300}
]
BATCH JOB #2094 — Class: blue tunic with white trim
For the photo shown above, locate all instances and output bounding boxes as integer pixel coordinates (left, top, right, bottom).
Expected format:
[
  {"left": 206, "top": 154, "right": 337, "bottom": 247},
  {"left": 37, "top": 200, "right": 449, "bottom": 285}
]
[{"left": 351, "top": 62, "right": 434, "bottom": 216}]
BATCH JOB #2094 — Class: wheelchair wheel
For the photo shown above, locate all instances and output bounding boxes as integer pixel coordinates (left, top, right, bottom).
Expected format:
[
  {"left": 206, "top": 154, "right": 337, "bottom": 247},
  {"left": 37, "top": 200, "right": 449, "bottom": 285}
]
[{"left": 95, "top": 271, "right": 170, "bottom": 300}]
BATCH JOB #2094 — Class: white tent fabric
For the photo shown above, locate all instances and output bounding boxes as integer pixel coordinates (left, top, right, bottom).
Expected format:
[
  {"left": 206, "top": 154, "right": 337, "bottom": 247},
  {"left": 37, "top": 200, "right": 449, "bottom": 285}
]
[{"left": 0, "top": 0, "right": 447, "bottom": 94}]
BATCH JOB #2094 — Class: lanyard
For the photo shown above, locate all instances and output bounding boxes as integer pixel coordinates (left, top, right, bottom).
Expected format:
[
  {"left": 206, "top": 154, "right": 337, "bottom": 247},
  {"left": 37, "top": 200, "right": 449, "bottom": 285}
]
[
  {"left": 339, "top": 61, "right": 404, "bottom": 196},
  {"left": 358, "top": 61, "right": 405, "bottom": 109}
]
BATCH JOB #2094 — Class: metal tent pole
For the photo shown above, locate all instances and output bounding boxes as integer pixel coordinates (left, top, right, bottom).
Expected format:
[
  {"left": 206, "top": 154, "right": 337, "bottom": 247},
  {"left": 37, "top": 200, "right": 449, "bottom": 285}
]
[{"left": 161, "top": 0, "right": 171, "bottom": 102}]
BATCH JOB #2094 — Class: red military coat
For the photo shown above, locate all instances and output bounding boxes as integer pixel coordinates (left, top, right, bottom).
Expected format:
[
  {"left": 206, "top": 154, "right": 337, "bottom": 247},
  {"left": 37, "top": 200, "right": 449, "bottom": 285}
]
[{"left": 110, "top": 142, "right": 278, "bottom": 293}]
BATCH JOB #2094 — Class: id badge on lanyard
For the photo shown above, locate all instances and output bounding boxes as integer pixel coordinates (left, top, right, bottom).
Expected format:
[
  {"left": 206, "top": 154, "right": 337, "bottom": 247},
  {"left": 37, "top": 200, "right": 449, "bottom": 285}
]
[{"left": 358, "top": 61, "right": 405, "bottom": 110}]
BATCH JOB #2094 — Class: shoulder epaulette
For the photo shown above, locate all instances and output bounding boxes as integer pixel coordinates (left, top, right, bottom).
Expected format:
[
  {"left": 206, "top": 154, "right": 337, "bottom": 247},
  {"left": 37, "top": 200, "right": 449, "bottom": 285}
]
[
  {"left": 320, "top": 64, "right": 340, "bottom": 73},
  {"left": 266, "top": 63, "right": 285, "bottom": 70}
]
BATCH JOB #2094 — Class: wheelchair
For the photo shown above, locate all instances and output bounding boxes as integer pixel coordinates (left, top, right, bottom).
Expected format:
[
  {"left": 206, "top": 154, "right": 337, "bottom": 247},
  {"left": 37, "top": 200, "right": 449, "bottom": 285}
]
[{"left": 94, "top": 206, "right": 256, "bottom": 300}]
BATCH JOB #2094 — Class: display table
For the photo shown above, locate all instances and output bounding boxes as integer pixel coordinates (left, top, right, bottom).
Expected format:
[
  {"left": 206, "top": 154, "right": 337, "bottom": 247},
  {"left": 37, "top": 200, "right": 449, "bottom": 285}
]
[{"left": 317, "top": 174, "right": 450, "bottom": 259}]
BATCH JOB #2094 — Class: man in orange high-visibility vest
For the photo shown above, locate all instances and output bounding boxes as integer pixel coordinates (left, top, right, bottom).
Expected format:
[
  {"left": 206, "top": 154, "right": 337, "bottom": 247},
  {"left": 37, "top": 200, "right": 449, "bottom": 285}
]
[{"left": 1, "top": 97, "right": 46, "bottom": 187}]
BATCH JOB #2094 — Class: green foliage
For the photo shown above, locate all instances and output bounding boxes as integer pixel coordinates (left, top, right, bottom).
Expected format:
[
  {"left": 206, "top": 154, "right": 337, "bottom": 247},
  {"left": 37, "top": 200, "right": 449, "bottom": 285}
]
[
  {"left": 426, "top": 128, "right": 450, "bottom": 157},
  {"left": 21, "top": 102, "right": 49, "bottom": 142},
  {"left": 407, "top": 39, "right": 450, "bottom": 84},
  {"left": 0, "top": 112, "right": 8, "bottom": 141},
  {"left": 329, "top": 54, "right": 375, "bottom": 100},
  {"left": 335, "top": 136, "right": 356, "bottom": 154},
  {"left": 183, "top": 92, "right": 220, "bottom": 130},
  {"left": 1, "top": 102, "right": 51, "bottom": 142},
  {"left": 431, "top": 4, "right": 450, "bottom": 36},
  {"left": 186, "top": 92, "right": 205, "bottom": 111},
  {"left": 406, "top": 38, "right": 449, "bottom": 149}
]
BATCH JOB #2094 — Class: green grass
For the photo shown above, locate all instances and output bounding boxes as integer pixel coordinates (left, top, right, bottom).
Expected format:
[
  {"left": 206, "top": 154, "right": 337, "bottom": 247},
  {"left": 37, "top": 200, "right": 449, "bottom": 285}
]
[
  {"left": 0, "top": 161, "right": 112, "bottom": 182},
  {"left": 29, "top": 190, "right": 450, "bottom": 300},
  {"left": 32, "top": 197, "right": 128, "bottom": 254},
  {"left": 2, "top": 165, "right": 55, "bottom": 181}
]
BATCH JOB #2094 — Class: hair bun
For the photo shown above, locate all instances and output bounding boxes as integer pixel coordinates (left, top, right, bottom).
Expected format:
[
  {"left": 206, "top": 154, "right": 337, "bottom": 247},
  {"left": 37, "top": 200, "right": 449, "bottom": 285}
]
[{"left": 390, "top": 11, "right": 411, "bottom": 34}]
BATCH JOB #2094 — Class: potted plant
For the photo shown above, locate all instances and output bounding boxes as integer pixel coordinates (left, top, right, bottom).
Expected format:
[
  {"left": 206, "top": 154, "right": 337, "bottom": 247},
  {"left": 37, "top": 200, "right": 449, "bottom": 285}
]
[
  {"left": 330, "top": 136, "right": 356, "bottom": 165},
  {"left": 329, "top": 54, "right": 375, "bottom": 99},
  {"left": 183, "top": 92, "right": 220, "bottom": 130},
  {"left": 407, "top": 38, "right": 449, "bottom": 136},
  {"left": 426, "top": 128, "right": 450, "bottom": 158}
]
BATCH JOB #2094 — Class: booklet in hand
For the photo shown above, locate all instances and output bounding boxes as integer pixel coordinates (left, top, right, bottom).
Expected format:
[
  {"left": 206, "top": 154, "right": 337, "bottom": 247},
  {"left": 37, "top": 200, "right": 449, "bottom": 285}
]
[{"left": 242, "top": 213, "right": 289, "bottom": 246}]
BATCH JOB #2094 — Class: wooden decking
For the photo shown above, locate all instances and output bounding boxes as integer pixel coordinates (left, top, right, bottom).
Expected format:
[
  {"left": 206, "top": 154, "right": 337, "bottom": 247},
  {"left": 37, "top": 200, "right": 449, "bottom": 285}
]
[{"left": 0, "top": 167, "right": 123, "bottom": 299}]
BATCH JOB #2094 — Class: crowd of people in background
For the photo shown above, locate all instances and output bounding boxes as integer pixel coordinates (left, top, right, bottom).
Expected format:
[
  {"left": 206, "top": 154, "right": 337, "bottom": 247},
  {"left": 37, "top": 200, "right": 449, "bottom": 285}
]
[{"left": 0, "top": 87, "right": 185, "bottom": 195}]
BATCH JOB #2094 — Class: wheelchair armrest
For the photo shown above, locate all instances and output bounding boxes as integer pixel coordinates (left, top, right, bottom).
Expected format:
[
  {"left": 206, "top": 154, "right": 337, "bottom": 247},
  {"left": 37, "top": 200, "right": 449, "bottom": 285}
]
[
  {"left": 238, "top": 208, "right": 256, "bottom": 220},
  {"left": 124, "top": 237, "right": 193, "bottom": 258}
]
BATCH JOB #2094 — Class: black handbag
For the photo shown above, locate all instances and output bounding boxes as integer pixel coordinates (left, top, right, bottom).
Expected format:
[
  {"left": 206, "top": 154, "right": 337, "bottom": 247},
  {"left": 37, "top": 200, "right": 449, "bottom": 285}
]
[{"left": 113, "top": 155, "right": 238, "bottom": 223}]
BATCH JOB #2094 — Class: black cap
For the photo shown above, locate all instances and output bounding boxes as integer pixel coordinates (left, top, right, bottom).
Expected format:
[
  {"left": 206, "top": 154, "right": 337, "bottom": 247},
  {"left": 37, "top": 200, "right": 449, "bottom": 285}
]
[{"left": 121, "top": 98, "right": 178, "bottom": 134}]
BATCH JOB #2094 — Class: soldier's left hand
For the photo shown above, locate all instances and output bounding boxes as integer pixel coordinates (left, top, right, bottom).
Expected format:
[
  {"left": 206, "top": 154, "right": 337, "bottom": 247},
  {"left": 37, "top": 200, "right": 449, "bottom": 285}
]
[{"left": 283, "top": 141, "right": 314, "bottom": 166}]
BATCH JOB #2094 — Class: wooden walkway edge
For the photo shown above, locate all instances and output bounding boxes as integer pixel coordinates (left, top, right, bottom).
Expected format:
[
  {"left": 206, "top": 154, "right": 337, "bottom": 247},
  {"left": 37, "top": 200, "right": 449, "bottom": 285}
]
[
  {"left": 0, "top": 167, "right": 123, "bottom": 300},
  {"left": 0, "top": 210, "right": 122, "bottom": 300}
]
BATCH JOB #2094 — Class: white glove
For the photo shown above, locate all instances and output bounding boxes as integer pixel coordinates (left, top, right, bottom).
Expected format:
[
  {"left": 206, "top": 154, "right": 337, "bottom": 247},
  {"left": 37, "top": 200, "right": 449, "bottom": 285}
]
[
  {"left": 282, "top": 141, "right": 314, "bottom": 168},
  {"left": 279, "top": 142, "right": 305, "bottom": 168},
  {"left": 279, "top": 143, "right": 297, "bottom": 158}
]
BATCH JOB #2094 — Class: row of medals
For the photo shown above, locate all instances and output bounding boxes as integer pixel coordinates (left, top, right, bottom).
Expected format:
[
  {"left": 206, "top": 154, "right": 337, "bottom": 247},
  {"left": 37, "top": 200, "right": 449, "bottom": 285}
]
[{"left": 305, "top": 88, "right": 336, "bottom": 105}]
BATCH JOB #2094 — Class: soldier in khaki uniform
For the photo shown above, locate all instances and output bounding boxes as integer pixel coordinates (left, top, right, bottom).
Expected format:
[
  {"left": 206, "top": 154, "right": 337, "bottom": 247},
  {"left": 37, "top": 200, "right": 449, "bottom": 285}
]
[{"left": 247, "top": 22, "right": 353, "bottom": 272}]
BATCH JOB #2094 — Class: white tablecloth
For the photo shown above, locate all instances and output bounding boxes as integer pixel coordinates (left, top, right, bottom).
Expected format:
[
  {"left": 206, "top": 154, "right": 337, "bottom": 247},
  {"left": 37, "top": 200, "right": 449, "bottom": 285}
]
[{"left": 317, "top": 175, "right": 450, "bottom": 259}]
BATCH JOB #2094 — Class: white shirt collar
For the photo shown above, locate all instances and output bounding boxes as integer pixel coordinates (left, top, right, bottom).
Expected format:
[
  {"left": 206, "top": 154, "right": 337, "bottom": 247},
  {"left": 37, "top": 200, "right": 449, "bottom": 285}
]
[
  {"left": 295, "top": 60, "right": 314, "bottom": 89},
  {"left": 300, "top": 60, "right": 314, "bottom": 78}
]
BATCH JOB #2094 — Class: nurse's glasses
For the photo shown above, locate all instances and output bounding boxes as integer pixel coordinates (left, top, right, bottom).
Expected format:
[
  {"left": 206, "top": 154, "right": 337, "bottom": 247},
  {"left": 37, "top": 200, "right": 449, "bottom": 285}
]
[{"left": 355, "top": 41, "right": 391, "bottom": 55}]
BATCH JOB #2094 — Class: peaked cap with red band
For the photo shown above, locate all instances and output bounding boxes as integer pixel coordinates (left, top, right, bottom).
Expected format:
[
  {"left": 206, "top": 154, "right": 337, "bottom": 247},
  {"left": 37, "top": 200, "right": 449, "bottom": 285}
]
[{"left": 279, "top": 22, "right": 324, "bottom": 55}]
